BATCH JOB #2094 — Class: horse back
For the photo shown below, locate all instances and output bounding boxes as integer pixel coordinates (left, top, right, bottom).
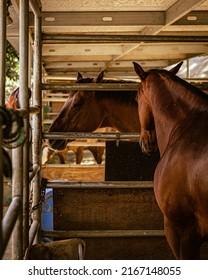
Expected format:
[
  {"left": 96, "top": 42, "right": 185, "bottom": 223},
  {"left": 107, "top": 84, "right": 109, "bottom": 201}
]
[{"left": 154, "top": 119, "right": 208, "bottom": 236}]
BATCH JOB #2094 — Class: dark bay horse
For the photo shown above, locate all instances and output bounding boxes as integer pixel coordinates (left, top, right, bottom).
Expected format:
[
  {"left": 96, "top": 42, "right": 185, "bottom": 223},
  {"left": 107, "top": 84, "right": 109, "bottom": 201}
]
[
  {"left": 47, "top": 72, "right": 140, "bottom": 151},
  {"left": 134, "top": 61, "right": 208, "bottom": 259}
]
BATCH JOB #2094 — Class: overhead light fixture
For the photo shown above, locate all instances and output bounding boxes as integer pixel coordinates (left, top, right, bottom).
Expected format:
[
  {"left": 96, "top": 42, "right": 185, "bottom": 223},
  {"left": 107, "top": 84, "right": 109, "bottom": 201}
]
[
  {"left": 45, "top": 17, "right": 56, "bottom": 22},
  {"left": 187, "top": 16, "right": 197, "bottom": 21},
  {"left": 102, "top": 17, "right": 113, "bottom": 22}
]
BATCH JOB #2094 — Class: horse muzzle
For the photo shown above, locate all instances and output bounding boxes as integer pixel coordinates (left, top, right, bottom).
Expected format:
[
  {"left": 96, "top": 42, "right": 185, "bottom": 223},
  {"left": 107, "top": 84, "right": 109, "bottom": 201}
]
[
  {"left": 47, "top": 139, "right": 68, "bottom": 151},
  {"left": 139, "top": 130, "right": 158, "bottom": 154}
]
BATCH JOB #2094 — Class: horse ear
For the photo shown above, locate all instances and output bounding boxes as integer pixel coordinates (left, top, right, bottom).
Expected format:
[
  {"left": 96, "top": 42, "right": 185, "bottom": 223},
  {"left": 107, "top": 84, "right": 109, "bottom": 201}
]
[
  {"left": 133, "top": 62, "right": 147, "bottom": 80},
  {"left": 96, "top": 71, "right": 104, "bottom": 83},
  {"left": 77, "top": 72, "right": 83, "bottom": 81},
  {"left": 169, "top": 61, "right": 183, "bottom": 75}
]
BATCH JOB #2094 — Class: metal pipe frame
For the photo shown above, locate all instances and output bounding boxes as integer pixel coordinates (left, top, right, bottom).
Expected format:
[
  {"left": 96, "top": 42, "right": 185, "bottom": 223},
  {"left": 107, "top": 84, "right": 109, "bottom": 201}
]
[
  {"left": 0, "top": 117, "right": 3, "bottom": 258},
  {"left": 29, "top": 163, "right": 40, "bottom": 183},
  {"left": 42, "top": 82, "right": 208, "bottom": 92},
  {"left": 12, "top": 145, "right": 23, "bottom": 259},
  {"left": 42, "top": 34, "right": 208, "bottom": 43},
  {"left": 11, "top": 0, "right": 30, "bottom": 260},
  {"left": 2, "top": 196, "right": 22, "bottom": 256},
  {"left": 29, "top": 0, "right": 41, "bottom": 18},
  {"left": 42, "top": 229, "right": 165, "bottom": 239},
  {"left": 0, "top": 0, "right": 6, "bottom": 106},
  {"left": 43, "top": 132, "right": 140, "bottom": 141},
  {"left": 46, "top": 180, "right": 153, "bottom": 189},
  {"left": 42, "top": 83, "right": 139, "bottom": 91},
  {"left": 28, "top": 220, "right": 39, "bottom": 247},
  {"left": 31, "top": 7, "right": 42, "bottom": 244},
  {"left": 0, "top": 0, "right": 6, "bottom": 258}
]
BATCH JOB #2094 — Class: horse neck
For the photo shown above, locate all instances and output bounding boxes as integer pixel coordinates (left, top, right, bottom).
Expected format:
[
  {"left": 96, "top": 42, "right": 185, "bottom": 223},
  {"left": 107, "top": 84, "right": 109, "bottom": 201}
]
[
  {"left": 147, "top": 75, "right": 189, "bottom": 155},
  {"left": 5, "top": 95, "right": 16, "bottom": 109},
  {"left": 148, "top": 73, "right": 208, "bottom": 155},
  {"left": 98, "top": 91, "right": 140, "bottom": 132}
]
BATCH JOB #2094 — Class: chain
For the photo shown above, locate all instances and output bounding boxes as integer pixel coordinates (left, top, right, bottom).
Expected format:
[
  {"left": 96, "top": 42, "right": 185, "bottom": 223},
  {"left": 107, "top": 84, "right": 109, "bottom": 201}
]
[{"left": 29, "top": 178, "right": 48, "bottom": 216}]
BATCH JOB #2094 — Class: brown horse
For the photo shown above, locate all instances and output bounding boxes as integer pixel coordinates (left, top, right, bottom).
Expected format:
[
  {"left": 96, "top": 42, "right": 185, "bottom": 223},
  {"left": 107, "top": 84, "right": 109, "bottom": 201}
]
[
  {"left": 42, "top": 137, "right": 105, "bottom": 165},
  {"left": 47, "top": 72, "right": 140, "bottom": 151},
  {"left": 6, "top": 87, "right": 31, "bottom": 109},
  {"left": 134, "top": 61, "right": 208, "bottom": 259}
]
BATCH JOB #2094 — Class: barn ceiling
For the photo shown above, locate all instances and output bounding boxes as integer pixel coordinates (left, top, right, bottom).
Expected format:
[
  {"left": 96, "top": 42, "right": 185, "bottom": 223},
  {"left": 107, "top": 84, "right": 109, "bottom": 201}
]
[{"left": 7, "top": 0, "right": 208, "bottom": 80}]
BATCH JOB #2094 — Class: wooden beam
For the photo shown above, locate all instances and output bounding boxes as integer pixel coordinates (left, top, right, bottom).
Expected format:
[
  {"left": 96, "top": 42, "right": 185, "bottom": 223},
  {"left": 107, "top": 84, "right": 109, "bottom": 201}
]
[
  {"left": 166, "top": 0, "right": 207, "bottom": 26},
  {"left": 43, "top": 60, "right": 169, "bottom": 70},
  {"left": 42, "top": 43, "right": 208, "bottom": 58},
  {"left": 29, "top": 11, "right": 208, "bottom": 27},
  {"left": 29, "top": 11, "right": 165, "bottom": 26},
  {"left": 141, "top": 0, "right": 207, "bottom": 35},
  {"left": 174, "top": 11, "right": 208, "bottom": 25}
]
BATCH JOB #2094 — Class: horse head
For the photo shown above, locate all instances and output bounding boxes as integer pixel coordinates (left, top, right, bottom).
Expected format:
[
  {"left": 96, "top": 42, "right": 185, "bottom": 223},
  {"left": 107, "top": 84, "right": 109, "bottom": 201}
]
[
  {"left": 48, "top": 71, "right": 106, "bottom": 150},
  {"left": 133, "top": 61, "right": 183, "bottom": 154},
  {"left": 6, "top": 87, "right": 32, "bottom": 109}
]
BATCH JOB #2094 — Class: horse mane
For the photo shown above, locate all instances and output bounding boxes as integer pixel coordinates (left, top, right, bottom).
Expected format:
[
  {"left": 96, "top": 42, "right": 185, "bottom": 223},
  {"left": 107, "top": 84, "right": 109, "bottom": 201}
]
[
  {"left": 99, "top": 79, "right": 138, "bottom": 105},
  {"left": 150, "top": 69, "right": 208, "bottom": 111},
  {"left": 8, "top": 87, "right": 19, "bottom": 98},
  {"left": 76, "top": 77, "right": 94, "bottom": 83},
  {"left": 71, "top": 77, "right": 138, "bottom": 106}
]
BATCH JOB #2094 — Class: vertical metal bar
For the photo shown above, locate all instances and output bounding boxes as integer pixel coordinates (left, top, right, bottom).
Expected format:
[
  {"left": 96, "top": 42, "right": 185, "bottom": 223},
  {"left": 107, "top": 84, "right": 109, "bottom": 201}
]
[
  {"left": 0, "top": 0, "right": 6, "bottom": 106},
  {"left": 2, "top": 196, "right": 22, "bottom": 255},
  {"left": 12, "top": 0, "right": 29, "bottom": 260},
  {"left": 186, "top": 59, "right": 190, "bottom": 79},
  {"left": 32, "top": 9, "right": 42, "bottom": 243},
  {"left": 0, "top": 117, "right": 3, "bottom": 259},
  {"left": 12, "top": 144, "right": 23, "bottom": 259},
  {"left": 21, "top": 0, "right": 30, "bottom": 255},
  {"left": 0, "top": 0, "right": 7, "bottom": 259}
]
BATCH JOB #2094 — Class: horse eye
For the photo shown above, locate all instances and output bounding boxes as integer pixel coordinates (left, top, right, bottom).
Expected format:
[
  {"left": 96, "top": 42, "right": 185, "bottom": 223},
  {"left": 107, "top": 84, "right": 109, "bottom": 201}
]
[{"left": 73, "top": 99, "right": 83, "bottom": 110}]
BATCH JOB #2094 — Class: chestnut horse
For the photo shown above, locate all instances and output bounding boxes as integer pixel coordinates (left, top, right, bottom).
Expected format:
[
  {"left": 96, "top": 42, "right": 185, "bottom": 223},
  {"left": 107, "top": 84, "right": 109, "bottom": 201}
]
[
  {"left": 133, "top": 61, "right": 208, "bottom": 259},
  {"left": 4, "top": 87, "right": 32, "bottom": 176},
  {"left": 6, "top": 87, "right": 31, "bottom": 109},
  {"left": 47, "top": 72, "right": 140, "bottom": 151}
]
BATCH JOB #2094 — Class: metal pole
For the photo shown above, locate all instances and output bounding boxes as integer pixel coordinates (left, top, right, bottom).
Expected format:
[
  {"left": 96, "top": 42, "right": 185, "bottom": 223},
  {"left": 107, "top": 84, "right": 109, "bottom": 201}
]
[
  {"left": 19, "top": 0, "right": 30, "bottom": 255},
  {"left": 32, "top": 9, "right": 42, "bottom": 244},
  {"left": 42, "top": 82, "right": 139, "bottom": 91},
  {"left": 0, "top": 0, "right": 6, "bottom": 258},
  {"left": 0, "top": 117, "right": 3, "bottom": 259},
  {"left": 29, "top": 0, "right": 41, "bottom": 17},
  {"left": 46, "top": 180, "right": 153, "bottom": 189},
  {"left": 42, "top": 82, "right": 208, "bottom": 92},
  {"left": 12, "top": 0, "right": 29, "bottom": 260},
  {"left": 12, "top": 144, "right": 23, "bottom": 259},
  {"left": 0, "top": 0, "right": 6, "bottom": 106},
  {"left": 42, "top": 34, "right": 208, "bottom": 43},
  {"left": 2, "top": 196, "right": 22, "bottom": 255},
  {"left": 42, "top": 229, "right": 164, "bottom": 238},
  {"left": 43, "top": 132, "right": 140, "bottom": 141},
  {"left": 28, "top": 220, "right": 39, "bottom": 247},
  {"left": 187, "top": 59, "right": 190, "bottom": 79}
]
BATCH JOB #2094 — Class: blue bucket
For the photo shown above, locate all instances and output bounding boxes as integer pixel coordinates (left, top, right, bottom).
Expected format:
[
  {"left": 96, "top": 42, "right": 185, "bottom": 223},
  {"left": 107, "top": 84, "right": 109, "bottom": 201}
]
[{"left": 42, "top": 188, "right": 53, "bottom": 242}]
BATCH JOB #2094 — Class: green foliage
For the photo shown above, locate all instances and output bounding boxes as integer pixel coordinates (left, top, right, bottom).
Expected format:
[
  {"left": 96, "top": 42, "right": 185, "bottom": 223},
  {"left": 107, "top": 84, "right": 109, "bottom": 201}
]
[{"left": 6, "top": 40, "right": 19, "bottom": 97}]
